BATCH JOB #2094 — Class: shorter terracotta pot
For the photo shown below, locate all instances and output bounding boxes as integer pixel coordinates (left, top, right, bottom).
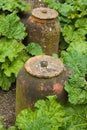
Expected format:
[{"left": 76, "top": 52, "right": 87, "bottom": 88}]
[{"left": 16, "top": 55, "right": 70, "bottom": 115}]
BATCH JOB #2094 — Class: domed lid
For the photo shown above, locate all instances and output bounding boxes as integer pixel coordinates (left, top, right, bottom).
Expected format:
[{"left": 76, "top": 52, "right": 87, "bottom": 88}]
[
  {"left": 31, "top": 7, "right": 58, "bottom": 20},
  {"left": 24, "top": 55, "right": 64, "bottom": 78}
]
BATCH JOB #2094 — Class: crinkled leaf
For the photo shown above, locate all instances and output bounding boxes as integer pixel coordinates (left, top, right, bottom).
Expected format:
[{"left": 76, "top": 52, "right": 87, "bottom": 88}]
[
  {"left": 2, "top": 58, "right": 24, "bottom": 77},
  {"left": 62, "top": 104, "right": 87, "bottom": 130},
  {"left": 64, "top": 0, "right": 87, "bottom": 18},
  {"left": 0, "top": 38, "right": 29, "bottom": 90},
  {"left": 0, "top": 70, "right": 15, "bottom": 90},
  {"left": 68, "top": 40, "right": 87, "bottom": 54},
  {"left": 0, "top": 13, "right": 26, "bottom": 40},
  {"left": 2, "top": 50, "right": 29, "bottom": 77},
  {"left": 16, "top": 95, "right": 65, "bottom": 130},
  {"left": 72, "top": 28, "right": 87, "bottom": 41},
  {"left": 0, "top": 0, "right": 30, "bottom": 13},
  {"left": 65, "top": 74, "right": 87, "bottom": 104},
  {"left": 62, "top": 23, "right": 87, "bottom": 43},
  {"left": 62, "top": 25, "right": 74, "bottom": 43},
  {"left": 27, "top": 42, "right": 44, "bottom": 56},
  {"left": 57, "top": 3, "right": 74, "bottom": 17},
  {"left": 0, "top": 121, "right": 4, "bottom": 130},
  {"left": 16, "top": 109, "right": 36, "bottom": 130},
  {"left": 61, "top": 41, "right": 87, "bottom": 104},
  {"left": 0, "top": 38, "right": 25, "bottom": 62},
  {"left": 52, "top": 53, "right": 59, "bottom": 58},
  {"left": 7, "top": 126, "right": 17, "bottom": 130},
  {"left": 75, "top": 18, "right": 87, "bottom": 28}
]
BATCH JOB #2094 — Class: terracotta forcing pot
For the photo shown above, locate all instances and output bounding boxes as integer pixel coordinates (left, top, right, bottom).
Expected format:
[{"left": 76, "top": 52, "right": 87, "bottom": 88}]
[
  {"left": 26, "top": 7, "right": 60, "bottom": 55},
  {"left": 16, "top": 55, "right": 70, "bottom": 115}
]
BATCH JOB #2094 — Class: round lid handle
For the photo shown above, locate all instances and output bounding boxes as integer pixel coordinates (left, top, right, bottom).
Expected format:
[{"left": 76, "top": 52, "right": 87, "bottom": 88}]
[
  {"left": 40, "top": 61, "right": 48, "bottom": 67},
  {"left": 41, "top": 9, "right": 47, "bottom": 14}
]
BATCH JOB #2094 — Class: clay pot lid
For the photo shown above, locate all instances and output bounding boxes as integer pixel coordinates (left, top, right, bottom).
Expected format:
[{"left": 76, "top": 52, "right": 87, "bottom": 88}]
[
  {"left": 31, "top": 7, "right": 58, "bottom": 20},
  {"left": 24, "top": 55, "right": 64, "bottom": 78}
]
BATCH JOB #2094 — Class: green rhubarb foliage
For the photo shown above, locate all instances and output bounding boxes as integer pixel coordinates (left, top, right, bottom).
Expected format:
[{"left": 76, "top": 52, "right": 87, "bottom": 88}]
[
  {"left": 62, "top": 104, "right": 87, "bottom": 130},
  {"left": 16, "top": 95, "right": 65, "bottom": 130},
  {"left": 7, "top": 126, "right": 17, "bottom": 130},
  {"left": 0, "top": 69, "right": 15, "bottom": 90},
  {"left": 0, "top": 0, "right": 30, "bottom": 13},
  {"left": 44, "top": 0, "right": 87, "bottom": 19},
  {"left": 0, "top": 13, "right": 26, "bottom": 40},
  {"left": 62, "top": 18, "right": 87, "bottom": 43},
  {"left": 1, "top": 50, "right": 29, "bottom": 77},
  {"left": 27, "top": 42, "right": 44, "bottom": 56},
  {"left": 0, "top": 38, "right": 29, "bottom": 90},
  {"left": 61, "top": 40, "right": 87, "bottom": 104},
  {"left": 0, "top": 122, "right": 4, "bottom": 130},
  {"left": 0, "top": 38, "right": 25, "bottom": 62},
  {"left": 43, "top": 0, "right": 87, "bottom": 50}
]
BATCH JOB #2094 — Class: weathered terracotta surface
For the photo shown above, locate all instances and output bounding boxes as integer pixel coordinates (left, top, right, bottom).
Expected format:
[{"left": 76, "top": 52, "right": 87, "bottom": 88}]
[
  {"left": 16, "top": 56, "right": 71, "bottom": 115},
  {"left": 26, "top": 7, "right": 60, "bottom": 55}
]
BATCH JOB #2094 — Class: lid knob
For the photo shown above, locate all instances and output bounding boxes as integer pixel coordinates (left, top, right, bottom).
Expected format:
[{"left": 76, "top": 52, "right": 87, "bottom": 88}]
[
  {"left": 41, "top": 9, "right": 47, "bottom": 14},
  {"left": 40, "top": 61, "right": 48, "bottom": 67}
]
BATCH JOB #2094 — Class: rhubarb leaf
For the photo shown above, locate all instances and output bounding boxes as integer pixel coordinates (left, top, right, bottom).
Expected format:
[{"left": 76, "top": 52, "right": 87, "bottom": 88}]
[
  {"left": 61, "top": 41, "right": 87, "bottom": 104},
  {"left": 27, "top": 43, "right": 44, "bottom": 56},
  {"left": 0, "top": 38, "right": 25, "bottom": 62},
  {"left": 16, "top": 95, "right": 65, "bottom": 130},
  {"left": 2, "top": 50, "right": 29, "bottom": 77},
  {"left": 0, "top": 0, "right": 30, "bottom": 13},
  {"left": 0, "top": 13, "right": 26, "bottom": 40},
  {"left": 0, "top": 70, "right": 15, "bottom": 90},
  {"left": 62, "top": 103, "right": 87, "bottom": 130}
]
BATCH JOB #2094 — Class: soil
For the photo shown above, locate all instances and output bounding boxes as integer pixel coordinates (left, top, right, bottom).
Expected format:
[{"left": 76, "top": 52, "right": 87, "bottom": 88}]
[{"left": 0, "top": 85, "right": 16, "bottom": 128}]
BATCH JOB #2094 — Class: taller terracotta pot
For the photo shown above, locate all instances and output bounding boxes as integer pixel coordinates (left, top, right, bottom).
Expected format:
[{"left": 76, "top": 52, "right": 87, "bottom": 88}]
[
  {"left": 26, "top": 7, "right": 60, "bottom": 55},
  {"left": 16, "top": 55, "right": 70, "bottom": 115}
]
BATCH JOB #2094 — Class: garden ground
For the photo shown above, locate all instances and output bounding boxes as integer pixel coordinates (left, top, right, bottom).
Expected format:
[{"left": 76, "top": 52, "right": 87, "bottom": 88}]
[{"left": 0, "top": 85, "right": 15, "bottom": 128}]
